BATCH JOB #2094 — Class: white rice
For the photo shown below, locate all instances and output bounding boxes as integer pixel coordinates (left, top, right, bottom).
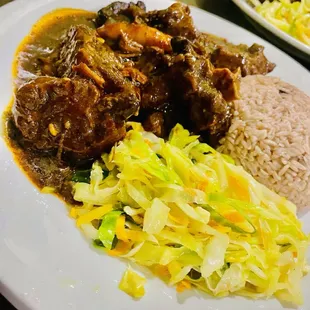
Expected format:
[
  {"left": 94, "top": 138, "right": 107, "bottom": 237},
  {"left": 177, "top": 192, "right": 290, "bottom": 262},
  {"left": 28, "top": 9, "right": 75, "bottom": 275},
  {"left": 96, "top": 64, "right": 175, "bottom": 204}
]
[{"left": 217, "top": 75, "right": 310, "bottom": 213}]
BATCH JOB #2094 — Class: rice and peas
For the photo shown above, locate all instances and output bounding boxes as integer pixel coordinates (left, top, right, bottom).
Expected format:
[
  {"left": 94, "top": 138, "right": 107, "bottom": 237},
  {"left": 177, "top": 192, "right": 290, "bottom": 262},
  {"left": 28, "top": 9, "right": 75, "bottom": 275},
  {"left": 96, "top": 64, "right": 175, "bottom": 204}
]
[{"left": 218, "top": 75, "right": 310, "bottom": 213}]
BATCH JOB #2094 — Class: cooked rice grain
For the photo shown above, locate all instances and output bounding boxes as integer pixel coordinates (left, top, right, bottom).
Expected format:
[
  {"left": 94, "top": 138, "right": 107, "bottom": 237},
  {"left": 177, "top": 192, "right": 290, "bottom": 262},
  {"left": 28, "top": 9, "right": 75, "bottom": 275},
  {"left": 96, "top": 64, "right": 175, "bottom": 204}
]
[{"left": 217, "top": 75, "right": 310, "bottom": 212}]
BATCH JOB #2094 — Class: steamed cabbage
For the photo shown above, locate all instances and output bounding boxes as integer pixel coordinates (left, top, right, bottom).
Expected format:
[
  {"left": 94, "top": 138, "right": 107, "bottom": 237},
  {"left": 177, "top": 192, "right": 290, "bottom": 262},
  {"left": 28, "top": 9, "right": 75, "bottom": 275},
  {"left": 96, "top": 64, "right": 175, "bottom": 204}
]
[{"left": 70, "top": 123, "right": 309, "bottom": 305}]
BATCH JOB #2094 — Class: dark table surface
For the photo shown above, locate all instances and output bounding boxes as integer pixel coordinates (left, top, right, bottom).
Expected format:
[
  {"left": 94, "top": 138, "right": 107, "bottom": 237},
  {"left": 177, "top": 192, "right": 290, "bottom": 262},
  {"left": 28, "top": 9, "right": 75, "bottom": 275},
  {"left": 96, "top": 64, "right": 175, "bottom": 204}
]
[{"left": 0, "top": 0, "right": 309, "bottom": 309}]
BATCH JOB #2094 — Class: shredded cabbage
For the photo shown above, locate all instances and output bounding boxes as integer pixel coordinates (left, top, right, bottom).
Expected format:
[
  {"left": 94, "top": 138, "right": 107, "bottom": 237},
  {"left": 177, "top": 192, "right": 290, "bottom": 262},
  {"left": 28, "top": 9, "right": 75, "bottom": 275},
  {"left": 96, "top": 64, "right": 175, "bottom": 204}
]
[
  {"left": 98, "top": 210, "right": 122, "bottom": 249},
  {"left": 119, "top": 266, "right": 146, "bottom": 298},
  {"left": 72, "top": 123, "right": 309, "bottom": 305},
  {"left": 249, "top": 0, "right": 310, "bottom": 46}
]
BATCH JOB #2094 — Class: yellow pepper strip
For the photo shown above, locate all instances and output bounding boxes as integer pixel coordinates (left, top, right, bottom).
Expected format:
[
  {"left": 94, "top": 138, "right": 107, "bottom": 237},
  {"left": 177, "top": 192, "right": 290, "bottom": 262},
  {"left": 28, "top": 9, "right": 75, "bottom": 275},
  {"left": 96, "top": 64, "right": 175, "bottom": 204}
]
[
  {"left": 208, "top": 220, "right": 232, "bottom": 233},
  {"left": 114, "top": 214, "right": 147, "bottom": 243},
  {"left": 197, "top": 181, "right": 208, "bottom": 191},
  {"left": 228, "top": 175, "right": 249, "bottom": 201},
  {"left": 107, "top": 240, "right": 133, "bottom": 257},
  {"left": 215, "top": 226, "right": 232, "bottom": 234},
  {"left": 125, "top": 229, "right": 147, "bottom": 242},
  {"left": 144, "top": 139, "right": 152, "bottom": 147},
  {"left": 168, "top": 213, "right": 189, "bottom": 226},
  {"left": 207, "top": 219, "right": 218, "bottom": 227},
  {"left": 116, "top": 215, "right": 129, "bottom": 242},
  {"left": 76, "top": 204, "right": 113, "bottom": 227},
  {"left": 151, "top": 264, "right": 170, "bottom": 280},
  {"left": 223, "top": 211, "right": 245, "bottom": 223},
  {"left": 69, "top": 207, "right": 78, "bottom": 219},
  {"left": 176, "top": 280, "right": 192, "bottom": 293}
]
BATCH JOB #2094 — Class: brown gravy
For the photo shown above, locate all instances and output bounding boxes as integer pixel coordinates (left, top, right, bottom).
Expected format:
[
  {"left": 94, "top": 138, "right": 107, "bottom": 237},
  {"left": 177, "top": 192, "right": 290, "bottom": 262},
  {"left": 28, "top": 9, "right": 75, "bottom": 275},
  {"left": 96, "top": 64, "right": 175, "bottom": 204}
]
[{"left": 4, "top": 9, "right": 97, "bottom": 204}]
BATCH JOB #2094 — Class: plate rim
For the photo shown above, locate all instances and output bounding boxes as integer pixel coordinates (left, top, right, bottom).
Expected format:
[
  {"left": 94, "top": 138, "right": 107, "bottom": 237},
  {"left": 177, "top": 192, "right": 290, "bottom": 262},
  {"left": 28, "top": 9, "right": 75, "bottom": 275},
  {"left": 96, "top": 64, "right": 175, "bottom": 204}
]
[{"left": 0, "top": 1, "right": 310, "bottom": 310}]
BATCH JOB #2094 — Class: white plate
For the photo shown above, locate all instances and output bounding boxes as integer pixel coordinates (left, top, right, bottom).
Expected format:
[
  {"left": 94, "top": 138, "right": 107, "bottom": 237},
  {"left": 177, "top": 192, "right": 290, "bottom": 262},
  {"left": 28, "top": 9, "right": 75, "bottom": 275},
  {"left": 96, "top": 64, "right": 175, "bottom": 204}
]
[
  {"left": 231, "top": 0, "right": 310, "bottom": 60},
  {"left": 0, "top": 1, "right": 310, "bottom": 310}
]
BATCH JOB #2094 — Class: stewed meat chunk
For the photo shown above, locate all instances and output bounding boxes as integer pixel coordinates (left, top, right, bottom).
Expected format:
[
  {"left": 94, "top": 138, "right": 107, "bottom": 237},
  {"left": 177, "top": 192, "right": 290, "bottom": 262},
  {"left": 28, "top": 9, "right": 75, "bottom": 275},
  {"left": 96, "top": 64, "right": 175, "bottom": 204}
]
[
  {"left": 13, "top": 77, "right": 127, "bottom": 159},
  {"left": 211, "top": 42, "right": 276, "bottom": 76},
  {"left": 96, "top": 1, "right": 146, "bottom": 26},
  {"left": 146, "top": 3, "right": 197, "bottom": 40}
]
